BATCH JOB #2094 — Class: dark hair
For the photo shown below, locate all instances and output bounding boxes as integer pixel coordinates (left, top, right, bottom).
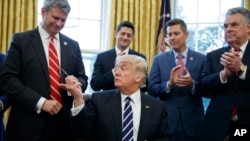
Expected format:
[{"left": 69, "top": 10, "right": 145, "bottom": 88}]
[
  {"left": 167, "top": 18, "right": 187, "bottom": 32},
  {"left": 226, "top": 7, "right": 250, "bottom": 24},
  {"left": 116, "top": 21, "right": 135, "bottom": 35},
  {"left": 43, "top": 0, "right": 71, "bottom": 14}
]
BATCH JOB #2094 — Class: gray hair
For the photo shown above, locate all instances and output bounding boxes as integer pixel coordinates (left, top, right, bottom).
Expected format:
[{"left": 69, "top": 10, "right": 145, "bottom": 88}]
[
  {"left": 115, "top": 55, "right": 147, "bottom": 88},
  {"left": 43, "top": 0, "right": 71, "bottom": 14},
  {"left": 226, "top": 7, "right": 250, "bottom": 24}
]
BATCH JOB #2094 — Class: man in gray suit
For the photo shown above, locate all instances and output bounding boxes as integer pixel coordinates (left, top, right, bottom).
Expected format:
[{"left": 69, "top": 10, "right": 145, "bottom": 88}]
[
  {"left": 0, "top": 0, "right": 88, "bottom": 141},
  {"left": 148, "top": 18, "right": 205, "bottom": 141}
]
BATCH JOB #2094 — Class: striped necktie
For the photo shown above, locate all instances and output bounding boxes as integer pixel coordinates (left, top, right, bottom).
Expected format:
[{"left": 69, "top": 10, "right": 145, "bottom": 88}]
[
  {"left": 122, "top": 97, "right": 133, "bottom": 141},
  {"left": 49, "top": 36, "right": 62, "bottom": 104}
]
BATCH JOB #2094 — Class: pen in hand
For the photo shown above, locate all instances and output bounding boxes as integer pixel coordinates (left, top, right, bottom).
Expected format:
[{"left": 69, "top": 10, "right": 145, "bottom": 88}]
[
  {"left": 61, "top": 68, "right": 72, "bottom": 96},
  {"left": 61, "top": 68, "right": 69, "bottom": 76}
]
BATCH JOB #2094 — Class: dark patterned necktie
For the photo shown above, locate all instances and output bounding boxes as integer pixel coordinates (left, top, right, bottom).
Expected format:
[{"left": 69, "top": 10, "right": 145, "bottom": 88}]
[
  {"left": 231, "top": 48, "right": 241, "bottom": 119},
  {"left": 122, "top": 97, "right": 133, "bottom": 141}
]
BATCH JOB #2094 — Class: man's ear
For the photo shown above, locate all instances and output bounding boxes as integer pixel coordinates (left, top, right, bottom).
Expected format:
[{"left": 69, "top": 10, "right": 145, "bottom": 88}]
[{"left": 135, "top": 74, "right": 142, "bottom": 83}]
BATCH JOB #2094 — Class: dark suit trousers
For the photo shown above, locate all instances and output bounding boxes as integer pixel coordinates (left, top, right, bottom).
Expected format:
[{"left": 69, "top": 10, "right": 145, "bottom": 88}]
[
  {"left": 39, "top": 111, "right": 72, "bottom": 141},
  {"left": 170, "top": 115, "right": 202, "bottom": 141}
]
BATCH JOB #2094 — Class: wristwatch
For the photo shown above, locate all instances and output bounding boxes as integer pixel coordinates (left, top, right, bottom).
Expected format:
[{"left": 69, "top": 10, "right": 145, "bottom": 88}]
[{"left": 238, "top": 64, "right": 246, "bottom": 74}]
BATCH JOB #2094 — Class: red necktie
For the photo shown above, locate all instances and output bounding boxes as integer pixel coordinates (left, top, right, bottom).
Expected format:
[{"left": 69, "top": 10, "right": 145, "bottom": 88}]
[
  {"left": 177, "top": 54, "right": 184, "bottom": 76},
  {"left": 231, "top": 48, "right": 241, "bottom": 119},
  {"left": 49, "top": 36, "right": 62, "bottom": 104}
]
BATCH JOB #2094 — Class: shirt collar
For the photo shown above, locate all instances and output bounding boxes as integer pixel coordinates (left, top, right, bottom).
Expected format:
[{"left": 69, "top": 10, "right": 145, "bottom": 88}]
[
  {"left": 38, "top": 25, "right": 59, "bottom": 40},
  {"left": 231, "top": 40, "right": 248, "bottom": 53},
  {"left": 115, "top": 46, "right": 129, "bottom": 56},
  {"left": 121, "top": 89, "right": 140, "bottom": 104},
  {"left": 173, "top": 48, "right": 188, "bottom": 59}
]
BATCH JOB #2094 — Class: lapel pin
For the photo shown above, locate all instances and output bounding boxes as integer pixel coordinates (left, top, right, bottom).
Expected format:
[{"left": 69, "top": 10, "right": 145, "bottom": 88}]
[
  {"left": 64, "top": 42, "right": 67, "bottom": 46},
  {"left": 145, "top": 106, "right": 150, "bottom": 109},
  {"left": 190, "top": 57, "right": 194, "bottom": 61}
]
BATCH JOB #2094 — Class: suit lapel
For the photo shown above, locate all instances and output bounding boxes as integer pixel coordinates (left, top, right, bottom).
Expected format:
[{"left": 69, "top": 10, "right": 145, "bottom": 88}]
[
  {"left": 165, "top": 51, "right": 176, "bottom": 68},
  {"left": 30, "top": 28, "right": 50, "bottom": 83},
  {"left": 242, "top": 41, "right": 250, "bottom": 65},
  {"left": 137, "top": 93, "right": 150, "bottom": 141},
  {"left": 59, "top": 34, "right": 70, "bottom": 81},
  {"left": 185, "top": 49, "right": 195, "bottom": 69},
  {"left": 110, "top": 90, "right": 123, "bottom": 139},
  {"left": 109, "top": 48, "right": 117, "bottom": 67}
]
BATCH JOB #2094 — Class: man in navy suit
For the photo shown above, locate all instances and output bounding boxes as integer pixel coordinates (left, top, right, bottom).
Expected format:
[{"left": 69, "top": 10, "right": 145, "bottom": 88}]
[
  {"left": 90, "top": 21, "right": 147, "bottom": 92},
  {"left": 148, "top": 18, "right": 205, "bottom": 141},
  {"left": 0, "top": 0, "right": 88, "bottom": 141},
  {"left": 62, "top": 55, "right": 170, "bottom": 141},
  {"left": 199, "top": 7, "right": 250, "bottom": 141},
  {"left": 0, "top": 52, "right": 10, "bottom": 141}
]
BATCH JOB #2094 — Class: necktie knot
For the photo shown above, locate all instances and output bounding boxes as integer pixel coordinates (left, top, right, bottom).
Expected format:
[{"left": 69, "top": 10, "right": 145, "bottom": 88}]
[
  {"left": 119, "top": 51, "right": 126, "bottom": 56},
  {"left": 234, "top": 48, "right": 241, "bottom": 52},
  {"left": 177, "top": 54, "right": 184, "bottom": 59},
  {"left": 125, "top": 96, "right": 132, "bottom": 102},
  {"left": 50, "top": 35, "right": 54, "bottom": 40}
]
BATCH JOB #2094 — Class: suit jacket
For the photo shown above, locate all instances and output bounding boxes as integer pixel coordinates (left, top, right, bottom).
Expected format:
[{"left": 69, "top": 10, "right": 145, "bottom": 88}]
[
  {"left": 0, "top": 28, "right": 88, "bottom": 141},
  {"left": 72, "top": 89, "right": 170, "bottom": 141},
  {"left": 90, "top": 48, "right": 147, "bottom": 91},
  {"left": 199, "top": 43, "right": 250, "bottom": 141},
  {"left": 0, "top": 53, "right": 10, "bottom": 141},
  {"left": 148, "top": 49, "right": 205, "bottom": 137}
]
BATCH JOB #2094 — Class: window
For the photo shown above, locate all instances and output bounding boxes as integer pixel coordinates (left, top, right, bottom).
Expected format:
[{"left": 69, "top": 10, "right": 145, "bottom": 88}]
[
  {"left": 174, "top": 0, "right": 244, "bottom": 54},
  {"left": 173, "top": 0, "right": 244, "bottom": 112},
  {"left": 38, "top": 0, "right": 110, "bottom": 93}
]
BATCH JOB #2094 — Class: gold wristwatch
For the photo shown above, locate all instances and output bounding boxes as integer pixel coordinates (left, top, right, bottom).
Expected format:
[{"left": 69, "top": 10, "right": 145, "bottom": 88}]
[{"left": 238, "top": 64, "right": 246, "bottom": 74}]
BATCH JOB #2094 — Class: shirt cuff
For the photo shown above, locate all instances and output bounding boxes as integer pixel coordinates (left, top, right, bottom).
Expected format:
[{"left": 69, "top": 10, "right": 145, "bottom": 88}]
[
  {"left": 191, "top": 80, "right": 195, "bottom": 94},
  {"left": 0, "top": 100, "right": 3, "bottom": 110},
  {"left": 35, "top": 97, "right": 46, "bottom": 114},
  {"left": 220, "top": 71, "right": 228, "bottom": 84},
  {"left": 165, "top": 81, "right": 172, "bottom": 93},
  {"left": 71, "top": 101, "right": 85, "bottom": 116},
  {"left": 239, "top": 66, "right": 247, "bottom": 80}
]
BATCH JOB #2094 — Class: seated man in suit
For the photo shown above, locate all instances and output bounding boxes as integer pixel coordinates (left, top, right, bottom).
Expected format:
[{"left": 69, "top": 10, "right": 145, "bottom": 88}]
[
  {"left": 90, "top": 21, "right": 147, "bottom": 92},
  {"left": 61, "top": 54, "right": 170, "bottom": 141}
]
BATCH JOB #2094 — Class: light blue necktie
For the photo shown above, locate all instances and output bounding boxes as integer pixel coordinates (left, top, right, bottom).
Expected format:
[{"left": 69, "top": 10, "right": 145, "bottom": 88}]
[{"left": 122, "top": 97, "right": 133, "bottom": 141}]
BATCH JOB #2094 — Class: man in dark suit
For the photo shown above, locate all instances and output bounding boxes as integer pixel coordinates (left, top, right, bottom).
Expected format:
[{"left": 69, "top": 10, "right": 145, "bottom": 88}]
[
  {"left": 62, "top": 54, "right": 170, "bottom": 141},
  {"left": 0, "top": 0, "right": 88, "bottom": 141},
  {"left": 148, "top": 18, "right": 205, "bottom": 141},
  {"left": 90, "top": 21, "right": 147, "bottom": 92},
  {"left": 0, "top": 52, "right": 10, "bottom": 141},
  {"left": 199, "top": 7, "right": 250, "bottom": 141}
]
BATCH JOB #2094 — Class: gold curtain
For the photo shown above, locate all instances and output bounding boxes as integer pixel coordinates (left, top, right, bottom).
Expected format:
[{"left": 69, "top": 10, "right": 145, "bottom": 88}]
[
  {"left": 0, "top": 0, "right": 37, "bottom": 53},
  {"left": 110, "top": 0, "right": 162, "bottom": 71},
  {"left": 0, "top": 0, "right": 37, "bottom": 127},
  {"left": 246, "top": 0, "right": 250, "bottom": 9}
]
